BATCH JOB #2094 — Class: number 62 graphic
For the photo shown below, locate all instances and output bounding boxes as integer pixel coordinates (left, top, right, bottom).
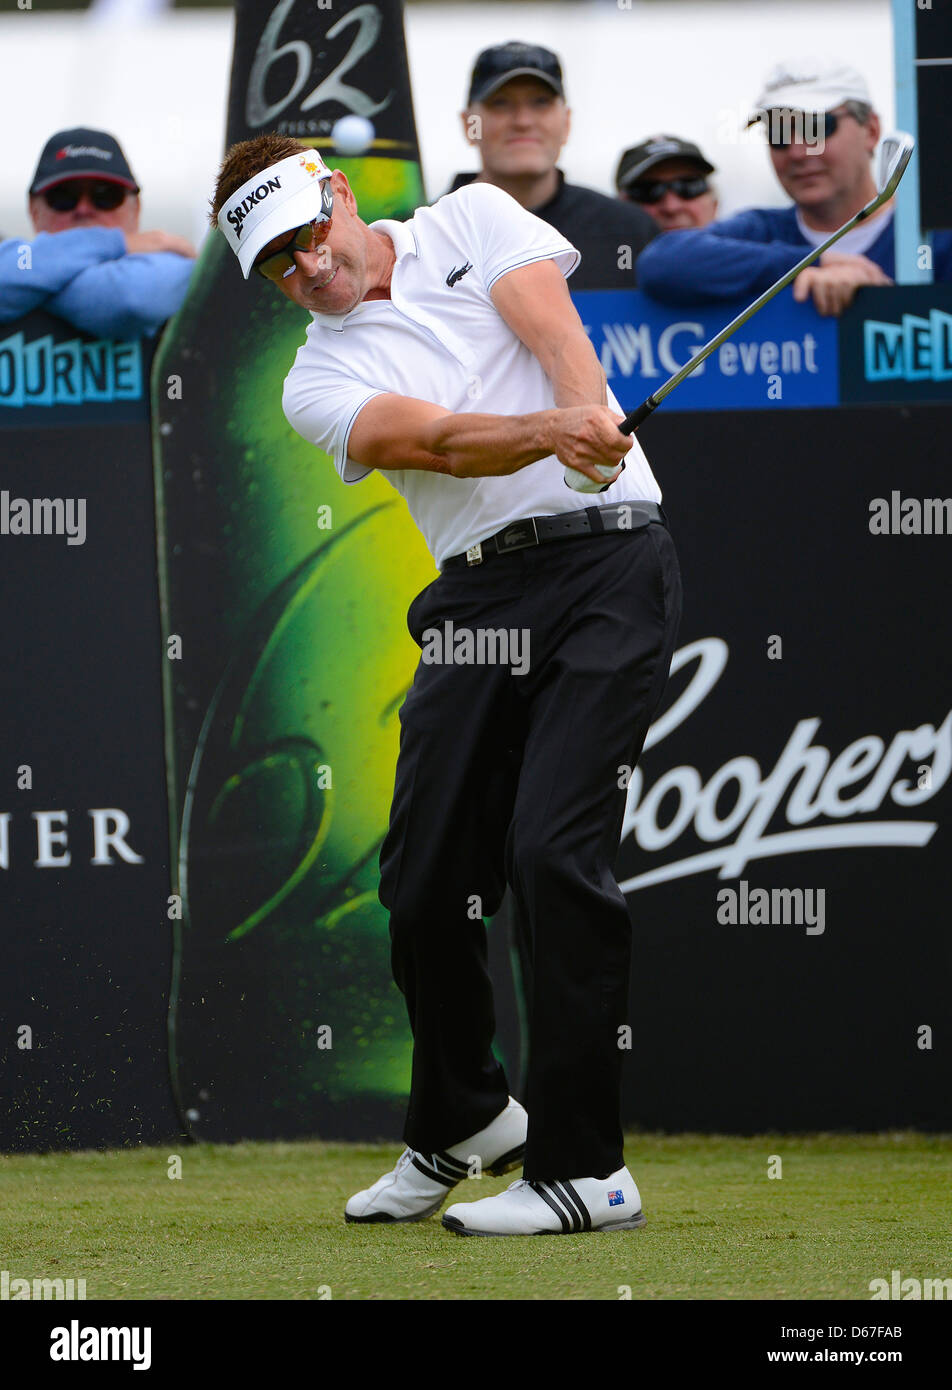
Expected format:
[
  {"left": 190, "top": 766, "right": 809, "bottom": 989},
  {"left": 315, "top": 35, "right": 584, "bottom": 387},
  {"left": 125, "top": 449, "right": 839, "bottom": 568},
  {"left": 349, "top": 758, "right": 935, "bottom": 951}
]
[{"left": 247, "top": 0, "right": 393, "bottom": 127}]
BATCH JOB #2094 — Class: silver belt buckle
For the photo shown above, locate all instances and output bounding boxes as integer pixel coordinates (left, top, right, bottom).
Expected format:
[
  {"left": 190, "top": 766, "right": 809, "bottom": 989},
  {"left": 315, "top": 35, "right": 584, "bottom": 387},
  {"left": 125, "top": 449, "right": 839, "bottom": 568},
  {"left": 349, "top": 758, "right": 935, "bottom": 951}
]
[{"left": 466, "top": 542, "right": 483, "bottom": 566}]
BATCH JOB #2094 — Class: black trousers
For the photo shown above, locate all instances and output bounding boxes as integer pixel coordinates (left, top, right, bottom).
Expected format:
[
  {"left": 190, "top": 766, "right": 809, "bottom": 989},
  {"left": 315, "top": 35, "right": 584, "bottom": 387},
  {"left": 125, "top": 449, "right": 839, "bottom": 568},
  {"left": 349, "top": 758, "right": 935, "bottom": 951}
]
[{"left": 378, "top": 521, "right": 682, "bottom": 1181}]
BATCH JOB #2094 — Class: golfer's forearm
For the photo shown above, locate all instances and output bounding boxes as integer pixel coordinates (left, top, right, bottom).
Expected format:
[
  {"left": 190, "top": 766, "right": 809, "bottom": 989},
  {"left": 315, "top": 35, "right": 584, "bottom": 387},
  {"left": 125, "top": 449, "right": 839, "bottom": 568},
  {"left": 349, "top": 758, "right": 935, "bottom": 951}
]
[
  {"left": 543, "top": 328, "right": 608, "bottom": 410},
  {"left": 425, "top": 409, "right": 560, "bottom": 478}
]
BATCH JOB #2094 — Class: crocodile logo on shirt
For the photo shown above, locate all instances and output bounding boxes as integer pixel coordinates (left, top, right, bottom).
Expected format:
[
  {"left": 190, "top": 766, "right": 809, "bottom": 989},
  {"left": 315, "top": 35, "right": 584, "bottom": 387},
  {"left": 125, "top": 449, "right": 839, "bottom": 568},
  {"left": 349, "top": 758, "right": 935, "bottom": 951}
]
[{"left": 445, "top": 262, "right": 473, "bottom": 287}]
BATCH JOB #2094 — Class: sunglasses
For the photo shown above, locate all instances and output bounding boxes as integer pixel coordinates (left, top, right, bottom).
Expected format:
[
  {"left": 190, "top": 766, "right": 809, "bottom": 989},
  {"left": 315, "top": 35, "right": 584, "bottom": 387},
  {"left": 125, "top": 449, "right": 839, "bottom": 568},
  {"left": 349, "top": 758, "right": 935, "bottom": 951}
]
[
  {"left": 254, "top": 183, "right": 335, "bottom": 282},
  {"left": 762, "top": 109, "right": 846, "bottom": 148},
  {"left": 42, "top": 181, "right": 129, "bottom": 212},
  {"left": 626, "top": 175, "right": 710, "bottom": 205}
]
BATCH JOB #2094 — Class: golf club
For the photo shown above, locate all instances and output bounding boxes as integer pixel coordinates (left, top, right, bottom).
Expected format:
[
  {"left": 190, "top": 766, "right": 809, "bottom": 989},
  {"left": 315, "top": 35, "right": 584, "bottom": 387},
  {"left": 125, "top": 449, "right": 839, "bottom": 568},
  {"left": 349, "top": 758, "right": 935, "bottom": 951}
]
[{"left": 565, "top": 131, "right": 916, "bottom": 491}]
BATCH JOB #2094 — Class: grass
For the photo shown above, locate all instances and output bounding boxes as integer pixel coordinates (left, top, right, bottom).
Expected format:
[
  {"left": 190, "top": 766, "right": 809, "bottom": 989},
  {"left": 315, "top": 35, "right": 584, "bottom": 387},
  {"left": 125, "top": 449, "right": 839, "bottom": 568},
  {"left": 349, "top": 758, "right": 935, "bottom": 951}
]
[{"left": 1, "top": 1132, "right": 949, "bottom": 1300}]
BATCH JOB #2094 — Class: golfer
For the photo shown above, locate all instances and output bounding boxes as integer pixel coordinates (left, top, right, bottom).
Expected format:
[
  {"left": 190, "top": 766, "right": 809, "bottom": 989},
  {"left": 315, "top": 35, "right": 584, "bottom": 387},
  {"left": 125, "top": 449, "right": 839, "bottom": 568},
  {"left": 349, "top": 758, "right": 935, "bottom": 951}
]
[{"left": 211, "top": 135, "right": 682, "bottom": 1236}]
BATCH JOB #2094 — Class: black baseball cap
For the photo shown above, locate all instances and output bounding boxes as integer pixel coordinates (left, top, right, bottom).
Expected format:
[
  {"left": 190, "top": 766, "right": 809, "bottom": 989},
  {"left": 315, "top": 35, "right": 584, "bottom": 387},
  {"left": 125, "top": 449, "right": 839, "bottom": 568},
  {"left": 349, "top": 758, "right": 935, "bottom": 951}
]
[
  {"left": 615, "top": 135, "right": 715, "bottom": 192},
  {"left": 29, "top": 127, "right": 140, "bottom": 196},
  {"left": 467, "top": 42, "right": 565, "bottom": 105}
]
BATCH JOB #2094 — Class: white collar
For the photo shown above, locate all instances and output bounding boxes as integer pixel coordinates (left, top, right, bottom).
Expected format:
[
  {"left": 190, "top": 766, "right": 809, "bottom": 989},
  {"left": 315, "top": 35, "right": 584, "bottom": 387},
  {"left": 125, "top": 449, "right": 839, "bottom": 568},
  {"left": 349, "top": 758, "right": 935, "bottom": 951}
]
[{"left": 309, "top": 218, "right": 418, "bottom": 330}]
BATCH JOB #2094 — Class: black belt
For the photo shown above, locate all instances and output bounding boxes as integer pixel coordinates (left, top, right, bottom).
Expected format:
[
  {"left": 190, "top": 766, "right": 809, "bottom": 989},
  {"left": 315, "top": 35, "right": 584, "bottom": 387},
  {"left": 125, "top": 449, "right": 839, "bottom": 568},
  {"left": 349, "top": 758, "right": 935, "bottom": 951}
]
[{"left": 441, "top": 502, "right": 666, "bottom": 569}]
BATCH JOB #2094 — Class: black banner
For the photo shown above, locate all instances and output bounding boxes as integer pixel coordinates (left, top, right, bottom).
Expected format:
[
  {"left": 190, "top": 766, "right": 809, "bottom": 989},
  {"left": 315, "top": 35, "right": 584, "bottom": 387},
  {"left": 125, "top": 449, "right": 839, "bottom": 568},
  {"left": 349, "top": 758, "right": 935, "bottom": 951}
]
[
  {"left": 3, "top": 309, "right": 949, "bottom": 1149},
  {"left": 839, "top": 284, "right": 952, "bottom": 406},
  {"left": 614, "top": 401, "right": 952, "bottom": 1131},
  {"left": 0, "top": 311, "right": 178, "bottom": 1152},
  {"left": 916, "top": 3, "right": 952, "bottom": 230}
]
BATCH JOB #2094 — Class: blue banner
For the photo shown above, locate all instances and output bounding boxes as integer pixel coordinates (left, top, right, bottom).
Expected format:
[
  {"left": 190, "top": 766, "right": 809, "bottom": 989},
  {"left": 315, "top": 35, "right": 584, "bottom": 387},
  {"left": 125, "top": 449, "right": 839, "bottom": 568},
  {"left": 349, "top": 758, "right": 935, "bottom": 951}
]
[{"left": 571, "top": 287, "right": 840, "bottom": 413}]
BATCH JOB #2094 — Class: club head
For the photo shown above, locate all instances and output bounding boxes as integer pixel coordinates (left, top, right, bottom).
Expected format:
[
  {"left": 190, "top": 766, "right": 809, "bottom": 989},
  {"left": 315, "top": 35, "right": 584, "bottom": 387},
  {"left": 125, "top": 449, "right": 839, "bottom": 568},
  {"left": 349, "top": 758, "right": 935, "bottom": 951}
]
[{"left": 877, "top": 132, "right": 915, "bottom": 200}]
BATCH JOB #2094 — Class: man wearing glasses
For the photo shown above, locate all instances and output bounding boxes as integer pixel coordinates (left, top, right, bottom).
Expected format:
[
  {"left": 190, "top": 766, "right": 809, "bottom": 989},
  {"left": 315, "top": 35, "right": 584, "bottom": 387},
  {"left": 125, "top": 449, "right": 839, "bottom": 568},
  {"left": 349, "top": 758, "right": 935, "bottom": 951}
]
[
  {"left": 636, "top": 59, "right": 952, "bottom": 315},
  {"left": 615, "top": 135, "right": 718, "bottom": 232},
  {"left": 210, "top": 134, "right": 681, "bottom": 1237},
  {"left": 0, "top": 127, "right": 195, "bottom": 338}
]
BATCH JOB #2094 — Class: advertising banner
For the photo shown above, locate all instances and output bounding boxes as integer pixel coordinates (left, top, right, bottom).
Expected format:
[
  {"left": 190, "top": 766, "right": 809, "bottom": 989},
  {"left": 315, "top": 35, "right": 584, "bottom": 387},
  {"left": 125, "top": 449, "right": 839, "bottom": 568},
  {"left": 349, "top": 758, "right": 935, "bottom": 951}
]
[
  {"left": 0, "top": 309, "right": 151, "bottom": 427},
  {"left": 0, "top": 311, "right": 176, "bottom": 1151},
  {"left": 574, "top": 288, "right": 840, "bottom": 413},
  {"left": 152, "top": 0, "right": 437, "bottom": 1143},
  {"left": 613, "top": 402, "right": 951, "bottom": 1130},
  {"left": 152, "top": 4, "right": 952, "bottom": 1138},
  {"left": 839, "top": 284, "right": 952, "bottom": 405}
]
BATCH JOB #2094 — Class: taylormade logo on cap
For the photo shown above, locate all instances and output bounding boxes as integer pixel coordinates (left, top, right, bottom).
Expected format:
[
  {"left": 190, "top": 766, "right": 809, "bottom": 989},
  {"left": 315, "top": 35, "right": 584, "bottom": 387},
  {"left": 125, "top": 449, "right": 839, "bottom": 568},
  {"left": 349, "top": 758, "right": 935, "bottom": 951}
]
[
  {"left": 645, "top": 140, "right": 682, "bottom": 157},
  {"left": 56, "top": 145, "right": 112, "bottom": 161}
]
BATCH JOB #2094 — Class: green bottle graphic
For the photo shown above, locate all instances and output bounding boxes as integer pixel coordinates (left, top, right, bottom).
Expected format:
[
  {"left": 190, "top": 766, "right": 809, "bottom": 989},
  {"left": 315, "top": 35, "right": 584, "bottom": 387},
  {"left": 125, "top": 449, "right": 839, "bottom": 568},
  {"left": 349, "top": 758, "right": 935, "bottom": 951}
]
[{"left": 152, "top": 0, "right": 437, "bottom": 1141}]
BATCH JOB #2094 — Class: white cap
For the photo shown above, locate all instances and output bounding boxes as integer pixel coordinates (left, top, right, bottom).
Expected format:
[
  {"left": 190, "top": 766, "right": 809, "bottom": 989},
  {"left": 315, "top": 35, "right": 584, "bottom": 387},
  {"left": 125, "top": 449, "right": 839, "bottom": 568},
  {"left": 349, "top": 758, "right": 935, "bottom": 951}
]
[
  {"left": 748, "top": 58, "right": 872, "bottom": 125},
  {"left": 217, "top": 151, "right": 333, "bottom": 279}
]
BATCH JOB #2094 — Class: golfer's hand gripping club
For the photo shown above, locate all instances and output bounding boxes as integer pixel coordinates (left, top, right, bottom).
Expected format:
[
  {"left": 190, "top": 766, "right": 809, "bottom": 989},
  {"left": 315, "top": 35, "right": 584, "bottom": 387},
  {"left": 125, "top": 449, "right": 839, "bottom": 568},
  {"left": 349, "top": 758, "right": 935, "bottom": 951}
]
[
  {"left": 563, "top": 401, "right": 655, "bottom": 493},
  {"left": 560, "top": 402, "right": 645, "bottom": 494}
]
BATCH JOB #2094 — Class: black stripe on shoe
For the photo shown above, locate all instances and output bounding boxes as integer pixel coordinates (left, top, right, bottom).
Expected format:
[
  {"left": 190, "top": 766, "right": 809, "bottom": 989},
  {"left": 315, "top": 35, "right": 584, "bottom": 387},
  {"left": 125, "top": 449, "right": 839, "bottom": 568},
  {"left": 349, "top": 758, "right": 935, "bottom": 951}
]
[
  {"left": 432, "top": 1150, "right": 473, "bottom": 1177},
  {"left": 558, "top": 1180, "right": 593, "bottom": 1232},
  {"left": 430, "top": 1152, "right": 471, "bottom": 1182},
  {"left": 410, "top": 1155, "right": 458, "bottom": 1188},
  {"left": 546, "top": 1182, "right": 583, "bottom": 1233},
  {"left": 529, "top": 1181, "right": 573, "bottom": 1233},
  {"left": 549, "top": 1181, "right": 583, "bottom": 1232}
]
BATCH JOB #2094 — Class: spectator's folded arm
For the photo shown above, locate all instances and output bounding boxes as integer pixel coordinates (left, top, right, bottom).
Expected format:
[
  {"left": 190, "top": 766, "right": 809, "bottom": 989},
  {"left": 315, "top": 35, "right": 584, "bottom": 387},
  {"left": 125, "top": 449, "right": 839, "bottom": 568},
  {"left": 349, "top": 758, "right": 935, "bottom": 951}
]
[
  {"left": 48, "top": 251, "right": 194, "bottom": 339},
  {"left": 0, "top": 227, "right": 126, "bottom": 323},
  {"left": 635, "top": 210, "right": 809, "bottom": 305}
]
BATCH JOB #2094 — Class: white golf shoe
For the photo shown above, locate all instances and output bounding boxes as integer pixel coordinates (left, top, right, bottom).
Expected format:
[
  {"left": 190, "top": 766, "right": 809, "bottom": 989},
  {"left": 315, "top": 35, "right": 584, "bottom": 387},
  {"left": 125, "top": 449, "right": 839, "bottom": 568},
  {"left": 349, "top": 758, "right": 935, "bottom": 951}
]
[
  {"left": 441, "top": 1165, "right": 647, "bottom": 1236},
  {"left": 344, "top": 1097, "right": 528, "bottom": 1224}
]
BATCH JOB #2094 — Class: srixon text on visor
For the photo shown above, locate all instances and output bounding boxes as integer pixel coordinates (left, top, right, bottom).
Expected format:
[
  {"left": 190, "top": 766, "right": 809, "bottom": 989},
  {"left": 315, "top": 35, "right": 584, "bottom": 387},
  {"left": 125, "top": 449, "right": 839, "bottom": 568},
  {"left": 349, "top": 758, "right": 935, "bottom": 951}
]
[{"left": 228, "top": 177, "right": 283, "bottom": 239}]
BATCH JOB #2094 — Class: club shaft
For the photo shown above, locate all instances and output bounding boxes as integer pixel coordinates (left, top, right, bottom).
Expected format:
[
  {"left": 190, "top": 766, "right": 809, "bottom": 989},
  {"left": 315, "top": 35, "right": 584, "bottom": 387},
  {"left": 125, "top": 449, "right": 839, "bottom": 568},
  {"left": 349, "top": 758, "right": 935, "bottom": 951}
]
[{"left": 618, "top": 191, "right": 885, "bottom": 435}]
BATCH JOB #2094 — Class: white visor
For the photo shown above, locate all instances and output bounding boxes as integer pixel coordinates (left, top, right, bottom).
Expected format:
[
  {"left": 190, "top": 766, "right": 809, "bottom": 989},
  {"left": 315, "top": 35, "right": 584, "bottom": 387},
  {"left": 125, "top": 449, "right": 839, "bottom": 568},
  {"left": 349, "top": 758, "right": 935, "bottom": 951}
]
[{"left": 218, "top": 151, "right": 333, "bottom": 279}]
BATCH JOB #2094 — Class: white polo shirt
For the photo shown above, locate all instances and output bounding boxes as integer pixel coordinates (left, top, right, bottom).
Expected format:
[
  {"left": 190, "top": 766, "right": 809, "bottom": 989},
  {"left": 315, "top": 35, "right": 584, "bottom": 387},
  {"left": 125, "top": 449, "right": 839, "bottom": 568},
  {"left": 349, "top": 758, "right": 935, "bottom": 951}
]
[{"left": 282, "top": 182, "right": 662, "bottom": 570}]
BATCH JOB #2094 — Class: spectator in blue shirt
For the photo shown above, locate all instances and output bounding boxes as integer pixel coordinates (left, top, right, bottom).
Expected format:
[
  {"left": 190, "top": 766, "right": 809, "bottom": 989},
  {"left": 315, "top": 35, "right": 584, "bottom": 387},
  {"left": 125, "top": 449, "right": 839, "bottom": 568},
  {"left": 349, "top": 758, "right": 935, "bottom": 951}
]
[
  {"left": 0, "top": 126, "right": 195, "bottom": 339},
  {"left": 636, "top": 59, "right": 952, "bottom": 316}
]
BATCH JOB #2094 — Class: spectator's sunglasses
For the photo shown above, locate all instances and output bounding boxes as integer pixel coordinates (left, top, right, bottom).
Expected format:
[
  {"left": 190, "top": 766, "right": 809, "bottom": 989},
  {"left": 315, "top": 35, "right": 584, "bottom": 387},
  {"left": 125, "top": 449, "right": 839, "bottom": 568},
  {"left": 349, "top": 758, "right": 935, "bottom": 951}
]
[
  {"left": 763, "top": 109, "right": 846, "bottom": 148},
  {"left": 254, "top": 183, "right": 335, "bottom": 282},
  {"left": 42, "top": 181, "right": 129, "bottom": 212},
  {"left": 627, "top": 175, "right": 710, "bottom": 205}
]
